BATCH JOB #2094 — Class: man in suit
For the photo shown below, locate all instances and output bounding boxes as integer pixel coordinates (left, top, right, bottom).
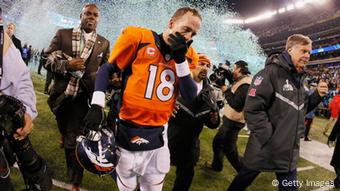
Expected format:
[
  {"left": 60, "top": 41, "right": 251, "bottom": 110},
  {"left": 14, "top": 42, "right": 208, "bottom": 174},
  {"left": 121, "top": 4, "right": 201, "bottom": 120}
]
[
  {"left": 5, "top": 22, "right": 23, "bottom": 56},
  {"left": 42, "top": 3, "right": 110, "bottom": 191}
]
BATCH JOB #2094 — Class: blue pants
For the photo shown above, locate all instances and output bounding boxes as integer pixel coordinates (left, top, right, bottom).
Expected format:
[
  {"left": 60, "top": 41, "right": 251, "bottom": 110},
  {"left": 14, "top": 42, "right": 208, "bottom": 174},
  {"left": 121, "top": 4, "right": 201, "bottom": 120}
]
[{"left": 228, "top": 166, "right": 298, "bottom": 191}]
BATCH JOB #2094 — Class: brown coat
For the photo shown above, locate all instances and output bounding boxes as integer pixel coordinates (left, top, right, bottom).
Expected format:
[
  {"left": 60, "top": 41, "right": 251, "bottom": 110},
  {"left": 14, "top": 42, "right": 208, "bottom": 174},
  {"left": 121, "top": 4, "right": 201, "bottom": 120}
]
[{"left": 43, "top": 28, "right": 110, "bottom": 111}]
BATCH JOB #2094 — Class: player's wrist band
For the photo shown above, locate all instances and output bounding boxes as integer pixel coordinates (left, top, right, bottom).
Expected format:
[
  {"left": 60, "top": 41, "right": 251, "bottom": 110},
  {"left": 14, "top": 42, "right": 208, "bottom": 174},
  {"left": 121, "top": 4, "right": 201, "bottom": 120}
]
[
  {"left": 91, "top": 91, "right": 105, "bottom": 108},
  {"left": 175, "top": 61, "right": 190, "bottom": 77}
]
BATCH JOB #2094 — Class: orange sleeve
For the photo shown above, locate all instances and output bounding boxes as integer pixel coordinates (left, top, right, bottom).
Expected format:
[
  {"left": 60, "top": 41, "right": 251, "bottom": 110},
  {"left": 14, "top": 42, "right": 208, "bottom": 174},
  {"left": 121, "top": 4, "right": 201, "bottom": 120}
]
[{"left": 108, "top": 26, "right": 141, "bottom": 70}]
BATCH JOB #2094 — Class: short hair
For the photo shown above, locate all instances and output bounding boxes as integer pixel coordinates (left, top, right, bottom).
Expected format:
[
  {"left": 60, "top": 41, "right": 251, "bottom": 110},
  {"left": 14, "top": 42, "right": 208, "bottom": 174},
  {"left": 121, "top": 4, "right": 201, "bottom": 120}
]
[
  {"left": 7, "top": 22, "right": 16, "bottom": 28},
  {"left": 82, "top": 3, "right": 99, "bottom": 12},
  {"left": 171, "top": 7, "right": 202, "bottom": 21},
  {"left": 285, "top": 34, "right": 312, "bottom": 50}
]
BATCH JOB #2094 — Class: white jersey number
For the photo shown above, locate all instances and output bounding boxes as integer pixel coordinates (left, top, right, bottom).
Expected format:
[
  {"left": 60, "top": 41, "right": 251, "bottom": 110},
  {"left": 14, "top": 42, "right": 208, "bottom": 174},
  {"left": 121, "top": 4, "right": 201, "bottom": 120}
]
[{"left": 144, "top": 65, "right": 175, "bottom": 101}]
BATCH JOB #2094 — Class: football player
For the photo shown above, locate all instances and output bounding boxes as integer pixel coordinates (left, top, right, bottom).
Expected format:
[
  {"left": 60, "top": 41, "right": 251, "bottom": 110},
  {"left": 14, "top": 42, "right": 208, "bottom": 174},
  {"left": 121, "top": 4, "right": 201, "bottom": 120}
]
[{"left": 84, "top": 7, "right": 201, "bottom": 191}]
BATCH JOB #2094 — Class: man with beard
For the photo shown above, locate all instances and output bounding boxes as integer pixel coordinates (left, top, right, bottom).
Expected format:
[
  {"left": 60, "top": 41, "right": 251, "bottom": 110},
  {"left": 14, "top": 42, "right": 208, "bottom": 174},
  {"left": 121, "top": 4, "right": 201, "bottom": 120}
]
[
  {"left": 168, "top": 53, "right": 220, "bottom": 191},
  {"left": 42, "top": 3, "right": 110, "bottom": 191}
]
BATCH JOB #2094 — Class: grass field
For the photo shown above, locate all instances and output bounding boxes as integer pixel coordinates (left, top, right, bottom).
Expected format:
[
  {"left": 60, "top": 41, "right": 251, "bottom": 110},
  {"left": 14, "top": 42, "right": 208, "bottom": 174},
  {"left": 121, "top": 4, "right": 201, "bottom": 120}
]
[{"left": 8, "top": 73, "right": 340, "bottom": 191}]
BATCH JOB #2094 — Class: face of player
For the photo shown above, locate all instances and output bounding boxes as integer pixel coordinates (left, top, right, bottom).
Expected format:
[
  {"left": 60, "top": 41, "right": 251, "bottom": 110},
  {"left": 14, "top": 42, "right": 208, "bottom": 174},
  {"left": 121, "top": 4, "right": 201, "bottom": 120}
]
[
  {"left": 193, "top": 60, "right": 211, "bottom": 82},
  {"left": 288, "top": 43, "right": 312, "bottom": 73},
  {"left": 80, "top": 5, "right": 99, "bottom": 33},
  {"left": 166, "top": 12, "right": 201, "bottom": 44}
]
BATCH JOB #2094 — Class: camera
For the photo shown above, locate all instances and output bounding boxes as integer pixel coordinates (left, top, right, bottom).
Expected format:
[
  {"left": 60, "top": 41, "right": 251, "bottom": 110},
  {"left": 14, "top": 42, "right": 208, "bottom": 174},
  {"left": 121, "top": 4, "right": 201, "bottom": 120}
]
[
  {"left": 0, "top": 94, "right": 52, "bottom": 191},
  {"left": 209, "top": 60, "right": 232, "bottom": 87}
]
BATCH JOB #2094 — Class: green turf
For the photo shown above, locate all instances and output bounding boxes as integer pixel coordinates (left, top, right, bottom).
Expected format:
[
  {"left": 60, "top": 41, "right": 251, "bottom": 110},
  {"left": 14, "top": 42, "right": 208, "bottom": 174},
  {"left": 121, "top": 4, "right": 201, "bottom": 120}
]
[{"left": 8, "top": 73, "right": 339, "bottom": 190}]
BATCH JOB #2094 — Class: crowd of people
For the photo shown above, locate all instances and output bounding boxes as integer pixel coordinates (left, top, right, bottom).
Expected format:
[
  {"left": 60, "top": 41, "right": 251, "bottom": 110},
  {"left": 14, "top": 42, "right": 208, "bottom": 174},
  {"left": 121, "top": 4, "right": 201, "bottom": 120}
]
[{"left": 1, "top": 3, "right": 340, "bottom": 191}]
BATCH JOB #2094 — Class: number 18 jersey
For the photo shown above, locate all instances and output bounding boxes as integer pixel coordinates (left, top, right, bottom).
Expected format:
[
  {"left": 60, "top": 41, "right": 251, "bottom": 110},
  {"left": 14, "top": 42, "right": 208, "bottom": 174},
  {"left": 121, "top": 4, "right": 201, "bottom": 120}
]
[{"left": 108, "top": 26, "right": 198, "bottom": 126}]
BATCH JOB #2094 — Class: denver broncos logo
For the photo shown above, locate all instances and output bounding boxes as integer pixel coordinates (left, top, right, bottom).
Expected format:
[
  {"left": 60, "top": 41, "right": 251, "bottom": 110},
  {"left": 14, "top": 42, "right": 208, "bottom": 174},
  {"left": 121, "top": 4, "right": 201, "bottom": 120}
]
[
  {"left": 130, "top": 136, "right": 150, "bottom": 145},
  {"left": 95, "top": 165, "right": 113, "bottom": 172}
]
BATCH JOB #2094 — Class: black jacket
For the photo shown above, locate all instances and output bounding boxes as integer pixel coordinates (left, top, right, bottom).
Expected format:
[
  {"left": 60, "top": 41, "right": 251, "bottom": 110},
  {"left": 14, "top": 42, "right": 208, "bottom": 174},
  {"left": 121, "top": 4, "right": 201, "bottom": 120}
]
[
  {"left": 242, "top": 52, "right": 322, "bottom": 172},
  {"left": 11, "top": 35, "right": 22, "bottom": 56},
  {"left": 168, "top": 79, "right": 220, "bottom": 167},
  {"left": 329, "top": 117, "right": 340, "bottom": 167}
]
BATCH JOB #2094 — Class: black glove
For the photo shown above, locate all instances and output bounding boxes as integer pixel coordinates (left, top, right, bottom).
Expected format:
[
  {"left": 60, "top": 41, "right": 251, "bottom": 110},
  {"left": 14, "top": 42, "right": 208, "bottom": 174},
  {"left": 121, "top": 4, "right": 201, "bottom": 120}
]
[
  {"left": 84, "top": 104, "right": 105, "bottom": 131},
  {"left": 168, "top": 32, "right": 193, "bottom": 63}
]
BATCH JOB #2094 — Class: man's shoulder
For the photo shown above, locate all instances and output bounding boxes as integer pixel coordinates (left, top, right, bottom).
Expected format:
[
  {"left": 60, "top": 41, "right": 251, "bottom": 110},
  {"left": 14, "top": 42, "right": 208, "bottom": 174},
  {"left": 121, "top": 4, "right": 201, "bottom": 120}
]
[
  {"left": 120, "top": 26, "right": 153, "bottom": 40},
  {"left": 96, "top": 34, "right": 110, "bottom": 44},
  {"left": 124, "top": 26, "right": 151, "bottom": 33},
  {"left": 55, "top": 28, "right": 73, "bottom": 36},
  {"left": 12, "top": 35, "right": 21, "bottom": 43}
]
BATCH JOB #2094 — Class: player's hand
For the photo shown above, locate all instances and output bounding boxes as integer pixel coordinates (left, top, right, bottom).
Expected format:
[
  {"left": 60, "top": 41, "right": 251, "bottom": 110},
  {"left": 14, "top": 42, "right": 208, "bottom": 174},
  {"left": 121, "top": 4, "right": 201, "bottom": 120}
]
[
  {"left": 317, "top": 81, "right": 328, "bottom": 97},
  {"left": 168, "top": 32, "right": 192, "bottom": 63},
  {"left": 67, "top": 58, "right": 85, "bottom": 71},
  {"left": 13, "top": 113, "right": 33, "bottom": 140},
  {"left": 327, "top": 140, "right": 335, "bottom": 148},
  {"left": 84, "top": 104, "right": 105, "bottom": 131},
  {"left": 171, "top": 103, "right": 180, "bottom": 118}
]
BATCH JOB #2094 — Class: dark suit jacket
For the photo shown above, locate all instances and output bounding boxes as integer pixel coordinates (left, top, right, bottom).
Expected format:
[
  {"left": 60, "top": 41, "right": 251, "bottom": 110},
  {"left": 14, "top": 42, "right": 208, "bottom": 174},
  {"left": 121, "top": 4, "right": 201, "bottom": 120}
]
[
  {"left": 43, "top": 28, "right": 110, "bottom": 112},
  {"left": 42, "top": 28, "right": 110, "bottom": 114},
  {"left": 11, "top": 35, "right": 23, "bottom": 56}
]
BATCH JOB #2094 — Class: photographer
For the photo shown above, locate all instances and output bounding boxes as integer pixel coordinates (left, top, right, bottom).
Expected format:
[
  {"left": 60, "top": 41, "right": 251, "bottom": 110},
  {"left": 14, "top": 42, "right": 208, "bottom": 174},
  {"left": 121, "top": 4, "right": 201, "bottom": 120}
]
[
  {"left": 209, "top": 60, "right": 251, "bottom": 172},
  {"left": 0, "top": 9, "right": 51, "bottom": 191},
  {"left": 168, "top": 53, "right": 220, "bottom": 191}
]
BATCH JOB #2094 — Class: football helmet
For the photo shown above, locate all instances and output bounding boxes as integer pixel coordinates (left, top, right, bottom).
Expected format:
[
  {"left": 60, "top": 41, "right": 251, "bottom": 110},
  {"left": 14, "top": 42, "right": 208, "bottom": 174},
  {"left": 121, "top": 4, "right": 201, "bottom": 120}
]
[{"left": 76, "top": 128, "right": 119, "bottom": 175}]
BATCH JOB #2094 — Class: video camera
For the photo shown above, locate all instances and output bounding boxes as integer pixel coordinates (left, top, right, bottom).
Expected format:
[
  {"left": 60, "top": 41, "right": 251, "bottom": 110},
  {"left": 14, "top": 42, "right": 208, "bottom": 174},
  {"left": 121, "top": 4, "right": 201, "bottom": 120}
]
[
  {"left": 209, "top": 60, "right": 233, "bottom": 87},
  {"left": 0, "top": 94, "right": 52, "bottom": 191}
]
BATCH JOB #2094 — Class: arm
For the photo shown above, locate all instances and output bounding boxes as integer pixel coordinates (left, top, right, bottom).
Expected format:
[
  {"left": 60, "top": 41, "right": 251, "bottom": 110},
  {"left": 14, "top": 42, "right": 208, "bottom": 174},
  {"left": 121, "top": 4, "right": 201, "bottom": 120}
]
[
  {"left": 85, "top": 27, "right": 139, "bottom": 130},
  {"left": 4, "top": 42, "right": 37, "bottom": 140},
  {"left": 178, "top": 73, "right": 197, "bottom": 100},
  {"left": 306, "top": 91, "right": 322, "bottom": 113},
  {"left": 91, "top": 63, "right": 120, "bottom": 107},
  {"left": 244, "top": 68, "right": 274, "bottom": 145},
  {"left": 42, "top": 30, "right": 69, "bottom": 75},
  {"left": 307, "top": 81, "right": 328, "bottom": 113},
  {"left": 169, "top": 32, "right": 197, "bottom": 100},
  {"left": 225, "top": 84, "right": 250, "bottom": 112}
]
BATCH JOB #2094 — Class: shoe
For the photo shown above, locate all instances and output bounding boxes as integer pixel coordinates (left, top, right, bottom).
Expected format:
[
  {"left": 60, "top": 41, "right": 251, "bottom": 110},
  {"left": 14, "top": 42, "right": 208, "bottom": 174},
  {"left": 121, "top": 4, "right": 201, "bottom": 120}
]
[
  {"left": 203, "top": 161, "right": 222, "bottom": 172},
  {"left": 304, "top": 138, "right": 312, "bottom": 141}
]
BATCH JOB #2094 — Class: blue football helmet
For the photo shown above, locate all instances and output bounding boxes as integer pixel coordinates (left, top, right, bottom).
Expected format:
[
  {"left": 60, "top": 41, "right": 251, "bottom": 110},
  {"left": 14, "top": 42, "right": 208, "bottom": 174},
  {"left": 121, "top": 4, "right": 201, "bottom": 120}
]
[{"left": 76, "top": 128, "right": 119, "bottom": 175}]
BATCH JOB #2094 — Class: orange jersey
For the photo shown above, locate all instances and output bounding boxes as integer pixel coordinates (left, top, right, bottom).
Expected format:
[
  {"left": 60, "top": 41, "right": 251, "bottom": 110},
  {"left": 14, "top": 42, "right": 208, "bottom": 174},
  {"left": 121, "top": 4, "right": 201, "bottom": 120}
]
[{"left": 108, "top": 26, "right": 198, "bottom": 126}]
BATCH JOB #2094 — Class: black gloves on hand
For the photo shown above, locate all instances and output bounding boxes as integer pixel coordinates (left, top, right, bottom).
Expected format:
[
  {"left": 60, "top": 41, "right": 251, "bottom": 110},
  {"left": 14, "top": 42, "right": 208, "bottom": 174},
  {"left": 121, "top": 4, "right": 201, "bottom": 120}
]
[
  {"left": 84, "top": 104, "right": 105, "bottom": 131},
  {"left": 168, "top": 32, "right": 193, "bottom": 63}
]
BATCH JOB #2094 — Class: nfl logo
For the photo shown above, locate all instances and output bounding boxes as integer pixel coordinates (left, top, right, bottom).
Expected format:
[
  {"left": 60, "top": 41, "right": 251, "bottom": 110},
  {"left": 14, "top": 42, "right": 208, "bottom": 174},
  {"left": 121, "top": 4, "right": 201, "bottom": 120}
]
[{"left": 254, "top": 76, "right": 263, "bottom": 86}]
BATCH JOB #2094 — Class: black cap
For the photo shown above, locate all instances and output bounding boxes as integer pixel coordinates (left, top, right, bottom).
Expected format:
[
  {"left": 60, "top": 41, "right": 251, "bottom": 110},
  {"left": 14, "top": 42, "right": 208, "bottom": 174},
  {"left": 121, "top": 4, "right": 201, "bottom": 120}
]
[{"left": 235, "top": 60, "right": 251, "bottom": 75}]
